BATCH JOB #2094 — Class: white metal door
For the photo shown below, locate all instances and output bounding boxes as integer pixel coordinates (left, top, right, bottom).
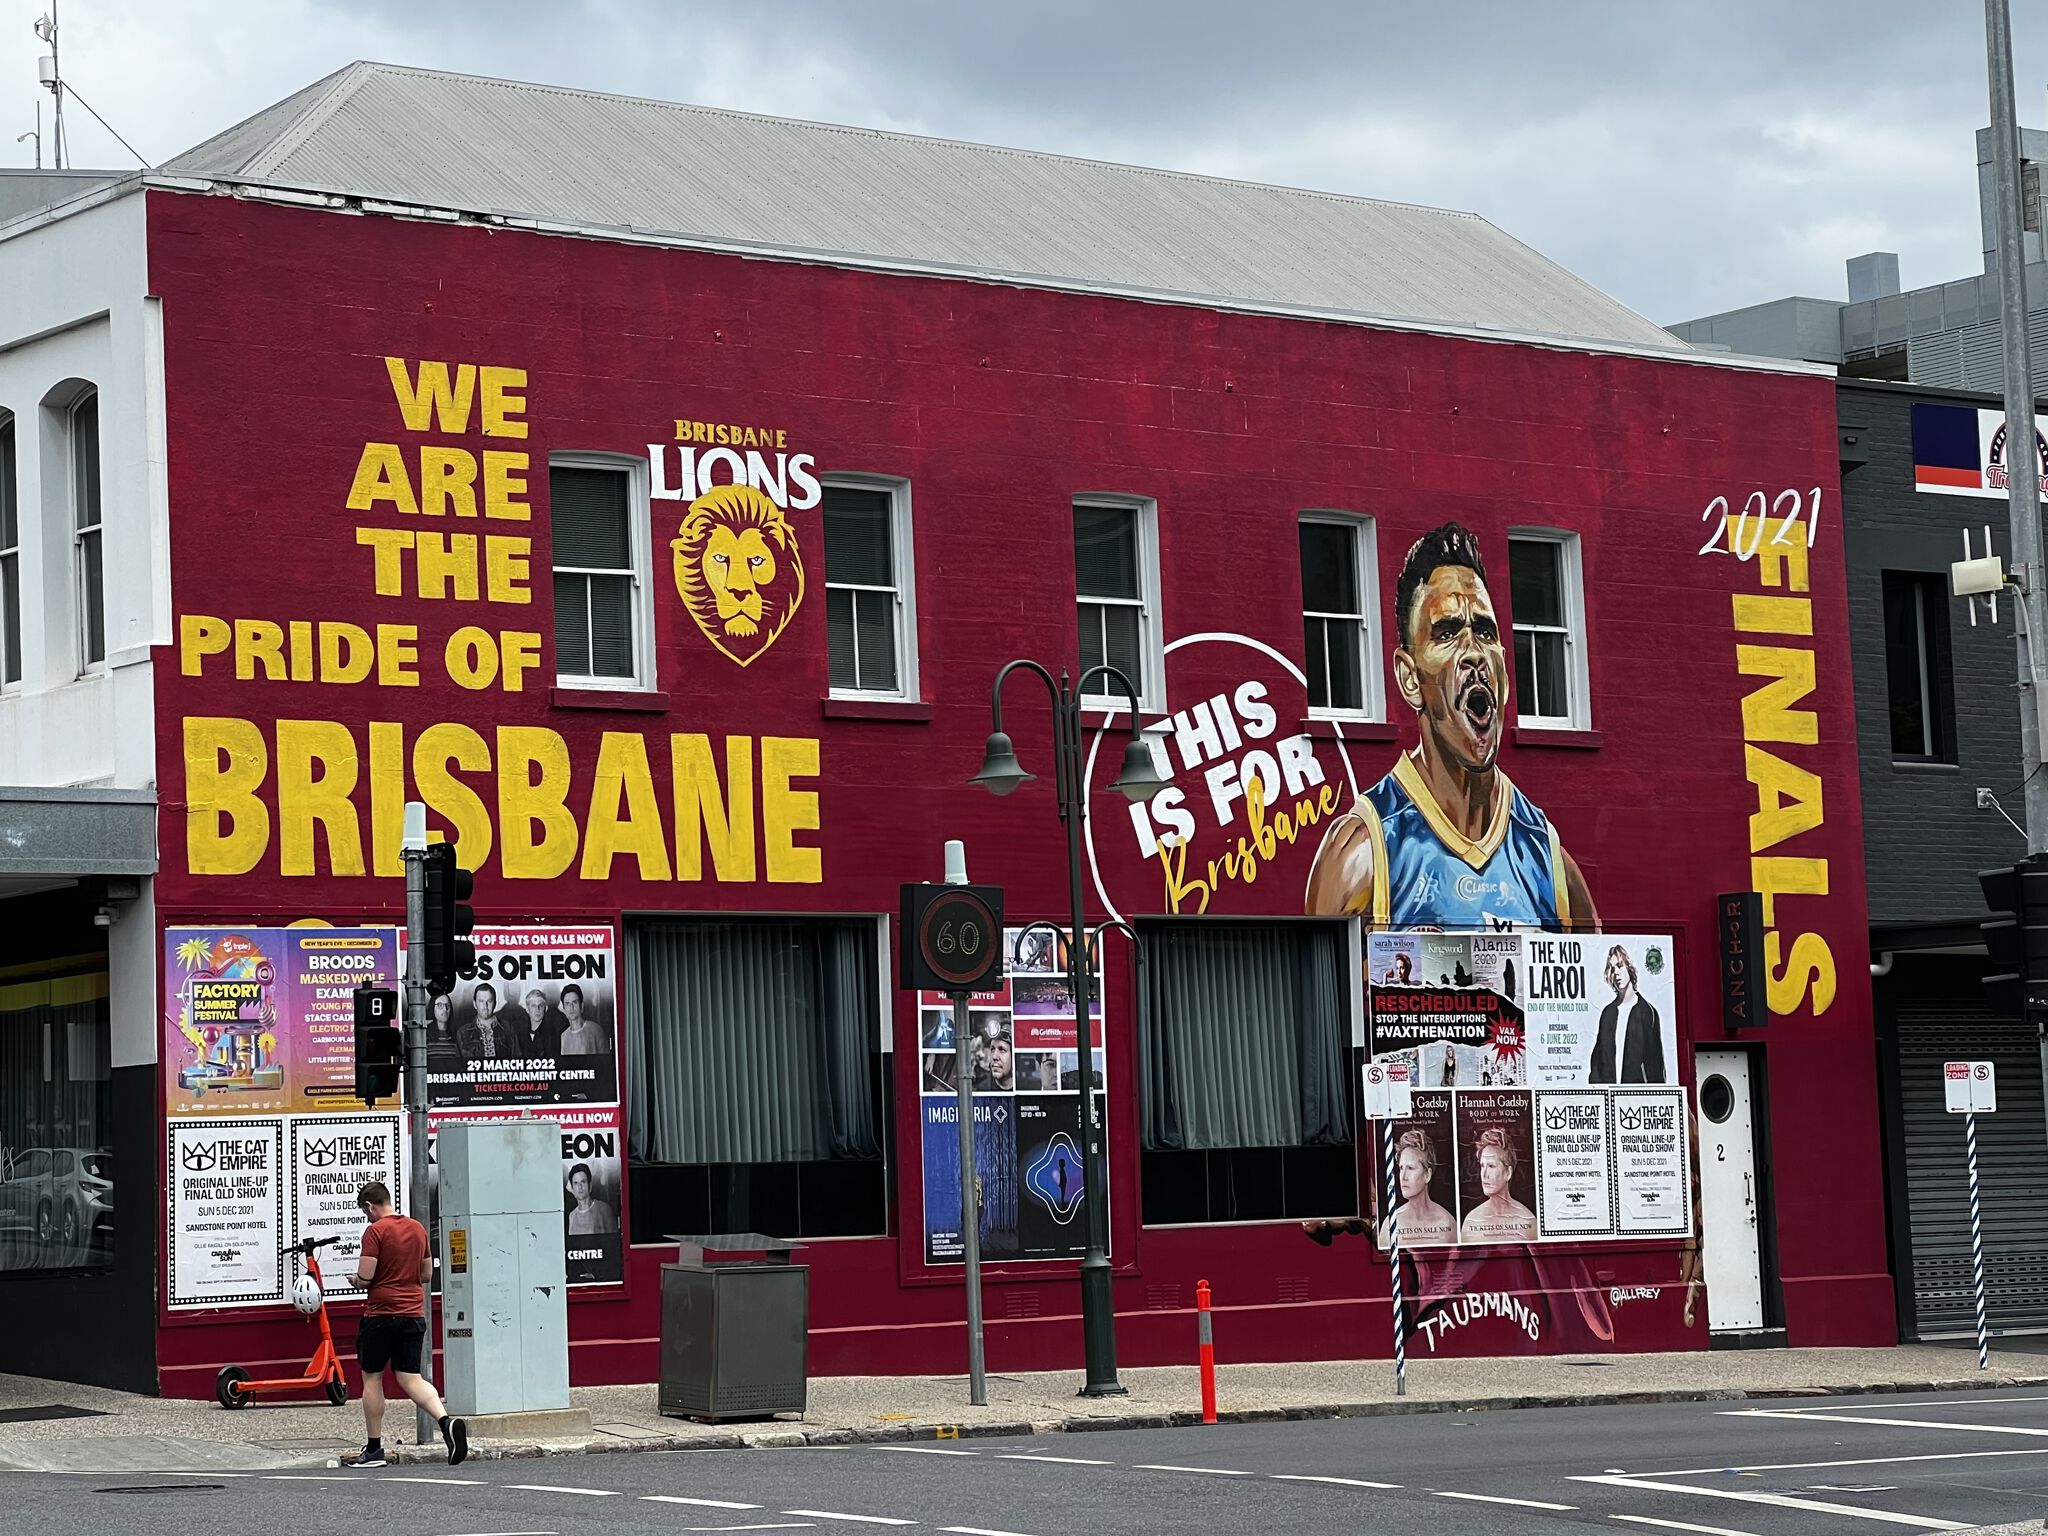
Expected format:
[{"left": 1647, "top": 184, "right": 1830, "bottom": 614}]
[{"left": 1695, "top": 1048, "right": 1765, "bottom": 1331}]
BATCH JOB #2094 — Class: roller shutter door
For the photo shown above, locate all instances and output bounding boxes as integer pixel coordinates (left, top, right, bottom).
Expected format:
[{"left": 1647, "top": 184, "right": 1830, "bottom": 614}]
[{"left": 1898, "top": 998, "right": 2048, "bottom": 1336}]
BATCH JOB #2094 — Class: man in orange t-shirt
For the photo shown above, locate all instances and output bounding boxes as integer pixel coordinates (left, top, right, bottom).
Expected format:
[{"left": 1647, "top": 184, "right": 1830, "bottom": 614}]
[{"left": 340, "top": 1180, "right": 468, "bottom": 1468}]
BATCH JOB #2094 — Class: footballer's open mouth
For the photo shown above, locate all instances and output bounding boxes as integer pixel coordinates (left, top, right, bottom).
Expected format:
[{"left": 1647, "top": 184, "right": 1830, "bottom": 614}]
[{"left": 1458, "top": 678, "right": 1498, "bottom": 737}]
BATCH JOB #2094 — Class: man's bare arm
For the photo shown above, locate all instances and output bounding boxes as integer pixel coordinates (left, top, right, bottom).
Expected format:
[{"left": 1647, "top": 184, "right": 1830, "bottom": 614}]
[
  {"left": 350, "top": 1255, "right": 378, "bottom": 1288},
  {"left": 1305, "top": 810, "right": 1377, "bottom": 917}
]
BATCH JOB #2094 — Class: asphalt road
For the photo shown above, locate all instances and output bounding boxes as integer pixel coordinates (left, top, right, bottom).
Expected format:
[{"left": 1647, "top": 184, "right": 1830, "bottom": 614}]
[{"left": 12, "top": 1386, "right": 2048, "bottom": 1536}]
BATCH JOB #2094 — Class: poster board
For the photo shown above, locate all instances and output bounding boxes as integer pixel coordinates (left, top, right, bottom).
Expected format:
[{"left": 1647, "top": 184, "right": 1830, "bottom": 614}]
[
  {"left": 1366, "top": 931, "right": 1690, "bottom": 1251},
  {"left": 163, "top": 922, "right": 625, "bottom": 1310},
  {"left": 918, "top": 925, "right": 1106, "bottom": 1265}
]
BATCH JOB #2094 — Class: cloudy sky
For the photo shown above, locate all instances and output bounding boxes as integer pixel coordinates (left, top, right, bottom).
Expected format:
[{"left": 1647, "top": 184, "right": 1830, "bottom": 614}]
[{"left": 4, "top": 1, "right": 2045, "bottom": 325}]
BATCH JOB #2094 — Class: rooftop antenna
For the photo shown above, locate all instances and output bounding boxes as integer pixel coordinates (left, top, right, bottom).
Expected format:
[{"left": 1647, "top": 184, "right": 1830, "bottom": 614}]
[
  {"left": 33, "top": 5, "right": 64, "bottom": 171},
  {"left": 17, "top": 100, "right": 39, "bottom": 169}
]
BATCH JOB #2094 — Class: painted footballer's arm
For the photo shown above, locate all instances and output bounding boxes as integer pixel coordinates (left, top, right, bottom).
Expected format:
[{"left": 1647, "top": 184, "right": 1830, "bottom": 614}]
[
  {"left": 1561, "top": 844, "right": 1600, "bottom": 932},
  {"left": 1304, "top": 809, "right": 1376, "bottom": 918}
]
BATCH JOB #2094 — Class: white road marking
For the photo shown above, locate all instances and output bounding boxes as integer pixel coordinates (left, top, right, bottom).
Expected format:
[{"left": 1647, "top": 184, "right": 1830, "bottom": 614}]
[
  {"left": 1775, "top": 1394, "right": 2048, "bottom": 1413},
  {"left": 1609, "top": 1516, "right": 1763, "bottom": 1536},
  {"left": 782, "top": 1512, "right": 917, "bottom": 1526},
  {"left": 1729, "top": 1409, "right": 2048, "bottom": 1439},
  {"left": 262, "top": 1474, "right": 363, "bottom": 1481},
  {"left": 393, "top": 1477, "right": 488, "bottom": 1486},
  {"left": 685, "top": 1527, "right": 814, "bottom": 1532},
  {"left": 1133, "top": 1463, "right": 1252, "bottom": 1476},
  {"left": 505, "top": 1484, "right": 620, "bottom": 1497},
  {"left": 995, "top": 1454, "right": 1111, "bottom": 1465},
  {"left": 1649, "top": 1447, "right": 2048, "bottom": 1477},
  {"left": 875, "top": 1446, "right": 978, "bottom": 1456},
  {"left": 1269, "top": 1474, "right": 1402, "bottom": 1490},
  {"left": 1572, "top": 1474, "right": 1966, "bottom": 1530},
  {"left": 642, "top": 1496, "right": 767, "bottom": 1510},
  {"left": 941, "top": 1527, "right": 1044, "bottom": 1536},
  {"left": 428, "top": 1530, "right": 558, "bottom": 1536},
  {"left": 1433, "top": 1491, "right": 1577, "bottom": 1511}
]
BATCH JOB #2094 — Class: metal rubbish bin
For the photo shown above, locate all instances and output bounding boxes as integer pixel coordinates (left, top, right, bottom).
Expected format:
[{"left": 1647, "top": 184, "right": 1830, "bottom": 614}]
[{"left": 659, "top": 1233, "right": 809, "bottom": 1422}]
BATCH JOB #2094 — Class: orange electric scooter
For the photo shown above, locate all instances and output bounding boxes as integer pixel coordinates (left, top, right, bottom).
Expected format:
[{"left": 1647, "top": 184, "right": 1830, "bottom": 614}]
[{"left": 216, "top": 1235, "right": 350, "bottom": 1408}]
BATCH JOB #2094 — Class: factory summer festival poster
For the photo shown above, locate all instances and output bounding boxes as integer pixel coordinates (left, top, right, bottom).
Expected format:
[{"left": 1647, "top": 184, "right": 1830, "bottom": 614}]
[{"left": 163, "top": 926, "right": 401, "bottom": 1117}]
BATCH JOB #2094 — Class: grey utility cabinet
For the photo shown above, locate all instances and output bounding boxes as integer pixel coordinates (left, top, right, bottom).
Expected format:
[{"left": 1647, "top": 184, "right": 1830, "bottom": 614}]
[{"left": 658, "top": 1234, "right": 809, "bottom": 1422}]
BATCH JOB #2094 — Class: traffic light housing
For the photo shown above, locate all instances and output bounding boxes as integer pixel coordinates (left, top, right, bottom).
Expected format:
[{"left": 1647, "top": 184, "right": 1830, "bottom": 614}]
[
  {"left": 353, "top": 984, "right": 402, "bottom": 1105},
  {"left": 1978, "top": 855, "right": 2048, "bottom": 1021},
  {"left": 423, "top": 841, "right": 476, "bottom": 996}
]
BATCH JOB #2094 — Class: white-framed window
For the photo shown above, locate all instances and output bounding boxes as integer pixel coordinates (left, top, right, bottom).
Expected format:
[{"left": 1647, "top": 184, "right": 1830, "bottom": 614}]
[
  {"left": 0, "top": 412, "right": 19, "bottom": 688},
  {"left": 550, "top": 453, "right": 653, "bottom": 689},
  {"left": 1298, "top": 512, "right": 1381, "bottom": 719},
  {"left": 71, "top": 391, "right": 103, "bottom": 673},
  {"left": 1074, "top": 495, "right": 1162, "bottom": 710},
  {"left": 823, "top": 474, "right": 917, "bottom": 700},
  {"left": 1507, "top": 528, "right": 1590, "bottom": 729}
]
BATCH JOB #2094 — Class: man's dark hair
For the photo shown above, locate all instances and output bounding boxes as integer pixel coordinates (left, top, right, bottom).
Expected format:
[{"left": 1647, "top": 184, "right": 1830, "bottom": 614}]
[
  {"left": 560, "top": 983, "right": 583, "bottom": 1005},
  {"left": 357, "top": 1180, "right": 392, "bottom": 1210},
  {"left": 568, "top": 1162, "right": 592, "bottom": 1184},
  {"left": 1394, "top": 522, "right": 1488, "bottom": 648}
]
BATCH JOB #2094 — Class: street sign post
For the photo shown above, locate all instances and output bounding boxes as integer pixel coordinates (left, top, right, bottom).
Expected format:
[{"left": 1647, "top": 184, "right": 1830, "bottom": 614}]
[
  {"left": 1363, "top": 1060, "right": 1413, "bottom": 1396},
  {"left": 900, "top": 849, "right": 1004, "bottom": 1408},
  {"left": 1944, "top": 1060, "right": 1999, "bottom": 1370}
]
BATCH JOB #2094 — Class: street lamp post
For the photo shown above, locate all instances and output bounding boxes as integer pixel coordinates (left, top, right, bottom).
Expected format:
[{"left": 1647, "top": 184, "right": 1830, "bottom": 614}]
[{"left": 970, "top": 660, "right": 1166, "bottom": 1398}]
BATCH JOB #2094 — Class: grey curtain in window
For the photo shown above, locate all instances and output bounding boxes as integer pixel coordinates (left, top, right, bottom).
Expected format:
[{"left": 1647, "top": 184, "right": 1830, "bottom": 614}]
[
  {"left": 1140, "top": 922, "right": 1351, "bottom": 1151},
  {"left": 630, "top": 919, "right": 880, "bottom": 1164}
]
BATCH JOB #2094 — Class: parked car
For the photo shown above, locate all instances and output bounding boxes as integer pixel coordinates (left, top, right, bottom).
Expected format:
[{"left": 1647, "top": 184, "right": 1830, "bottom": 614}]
[{"left": 0, "top": 1148, "right": 112, "bottom": 1253}]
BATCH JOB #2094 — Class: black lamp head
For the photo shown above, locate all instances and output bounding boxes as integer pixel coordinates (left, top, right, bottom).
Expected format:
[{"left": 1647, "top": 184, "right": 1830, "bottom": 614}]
[{"left": 969, "top": 731, "right": 1034, "bottom": 796}]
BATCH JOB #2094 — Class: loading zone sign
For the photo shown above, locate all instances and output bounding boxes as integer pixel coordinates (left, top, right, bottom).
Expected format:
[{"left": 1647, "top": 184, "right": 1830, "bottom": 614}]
[{"left": 1944, "top": 1060, "right": 1997, "bottom": 1114}]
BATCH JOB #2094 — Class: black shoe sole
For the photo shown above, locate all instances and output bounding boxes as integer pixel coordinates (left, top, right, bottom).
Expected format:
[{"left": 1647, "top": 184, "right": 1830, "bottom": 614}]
[{"left": 446, "top": 1419, "right": 468, "bottom": 1467}]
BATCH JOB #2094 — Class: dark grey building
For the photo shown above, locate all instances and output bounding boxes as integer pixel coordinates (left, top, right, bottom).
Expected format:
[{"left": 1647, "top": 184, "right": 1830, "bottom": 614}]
[{"left": 1839, "top": 378, "right": 2048, "bottom": 1339}]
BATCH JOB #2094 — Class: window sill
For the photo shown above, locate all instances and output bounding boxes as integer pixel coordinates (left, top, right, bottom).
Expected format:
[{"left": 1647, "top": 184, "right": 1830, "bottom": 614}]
[
  {"left": 1511, "top": 725, "right": 1602, "bottom": 750},
  {"left": 1299, "top": 716, "right": 1395, "bottom": 743},
  {"left": 1890, "top": 758, "right": 1960, "bottom": 774},
  {"left": 822, "top": 697, "right": 934, "bottom": 723},
  {"left": 551, "top": 686, "right": 670, "bottom": 713}
]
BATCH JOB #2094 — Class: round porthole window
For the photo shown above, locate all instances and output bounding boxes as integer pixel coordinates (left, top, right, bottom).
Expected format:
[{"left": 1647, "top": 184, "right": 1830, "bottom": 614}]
[{"left": 1701, "top": 1073, "right": 1735, "bottom": 1124}]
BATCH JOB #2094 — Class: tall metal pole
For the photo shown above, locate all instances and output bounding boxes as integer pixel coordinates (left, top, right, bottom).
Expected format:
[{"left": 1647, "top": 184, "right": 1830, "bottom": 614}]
[
  {"left": 1986, "top": 0, "right": 2048, "bottom": 850},
  {"left": 401, "top": 803, "right": 438, "bottom": 1446},
  {"left": 46, "top": 1, "right": 64, "bottom": 171},
  {"left": 1984, "top": 0, "right": 2048, "bottom": 1200},
  {"left": 951, "top": 984, "right": 988, "bottom": 1405},
  {"left": 1056, "top": 679, "right": 1123, "bottom": 1396}
]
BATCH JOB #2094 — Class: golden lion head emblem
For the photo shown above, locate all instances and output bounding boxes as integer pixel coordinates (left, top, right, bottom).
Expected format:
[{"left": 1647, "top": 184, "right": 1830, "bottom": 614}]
[{"left": 671, "top": 482, "right": 806, "bottom": 667}]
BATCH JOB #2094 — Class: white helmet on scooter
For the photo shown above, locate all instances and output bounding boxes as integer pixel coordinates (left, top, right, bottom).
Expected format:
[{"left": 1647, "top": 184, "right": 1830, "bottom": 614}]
[{"left": 291, "top": 1274, "right": 324, "bottom": 1315}]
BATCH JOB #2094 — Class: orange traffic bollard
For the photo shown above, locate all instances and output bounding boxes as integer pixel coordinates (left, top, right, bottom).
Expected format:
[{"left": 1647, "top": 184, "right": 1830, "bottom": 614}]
[{"left": 1196, "top": 1278, "right": 1217, "bottom": 1424}]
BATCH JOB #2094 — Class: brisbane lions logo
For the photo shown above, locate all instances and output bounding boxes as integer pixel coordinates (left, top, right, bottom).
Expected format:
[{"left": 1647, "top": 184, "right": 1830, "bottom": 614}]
[{"left": 670, "top": 483, "right": 806, "bottom": 667}]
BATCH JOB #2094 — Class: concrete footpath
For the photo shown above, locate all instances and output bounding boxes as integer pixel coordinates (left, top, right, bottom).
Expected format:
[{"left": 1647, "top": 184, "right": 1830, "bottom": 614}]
[{"left": 2, "top": 1344, "right": 2045, "bottom": 1473}]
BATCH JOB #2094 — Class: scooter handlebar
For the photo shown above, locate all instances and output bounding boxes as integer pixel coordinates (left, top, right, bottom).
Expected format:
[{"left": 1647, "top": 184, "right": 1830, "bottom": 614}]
[{"left": 278, "top": 1236, "right": 343, "bottom": 1256}]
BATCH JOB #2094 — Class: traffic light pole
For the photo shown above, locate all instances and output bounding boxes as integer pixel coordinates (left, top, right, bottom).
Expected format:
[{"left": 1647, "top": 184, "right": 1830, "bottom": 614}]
[
  {"left": 401, "top": 804, "right": 437, "bottom": 1447},
  {"left": 1983, "top": 0, "right": 2048, "bottom": 1183},
  {"left": 1985, "top": 0, "right": 2048, "bottom": 855}
]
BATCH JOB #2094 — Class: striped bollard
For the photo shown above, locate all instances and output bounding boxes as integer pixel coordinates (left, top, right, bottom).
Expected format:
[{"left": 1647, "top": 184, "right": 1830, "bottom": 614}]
[
  {"left": 1195, "top": 1279, "right": 1217, "bottom": 1424},
  {"left": 1966, "top": 1109, "right": 1991, "bottom": 1371},
  {"left": 1383, "top": 1116, "right": 1405, "bottom": 1396}
]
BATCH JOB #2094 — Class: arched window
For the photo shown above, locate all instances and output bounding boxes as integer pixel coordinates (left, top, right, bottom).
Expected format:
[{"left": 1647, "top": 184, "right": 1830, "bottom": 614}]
[{"left": 71, "top": 391, "right": 103, "bottom": 671}]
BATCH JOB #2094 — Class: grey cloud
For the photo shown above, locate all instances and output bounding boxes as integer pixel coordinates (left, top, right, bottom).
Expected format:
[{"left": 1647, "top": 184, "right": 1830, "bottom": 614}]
[{"left": 10, "top": 1, "right": 2046, "bottom": 321}]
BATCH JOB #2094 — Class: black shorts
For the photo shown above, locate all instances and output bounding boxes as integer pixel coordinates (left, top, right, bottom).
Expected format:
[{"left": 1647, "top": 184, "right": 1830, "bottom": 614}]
[{"left": 356, "top": 1313, "right": 426, "bottom": 1375}]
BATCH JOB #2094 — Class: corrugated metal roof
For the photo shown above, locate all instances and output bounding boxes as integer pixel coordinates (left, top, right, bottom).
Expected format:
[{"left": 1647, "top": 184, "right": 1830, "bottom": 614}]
[{"left": 164, "top": 61, "right": 1682, "bottom": 351}]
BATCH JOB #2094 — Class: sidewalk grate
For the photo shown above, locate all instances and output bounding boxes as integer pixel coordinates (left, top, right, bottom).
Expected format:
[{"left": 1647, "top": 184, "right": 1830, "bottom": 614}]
[{"left": 0, "top": 1405, "right": 105, "bottom": 1424}]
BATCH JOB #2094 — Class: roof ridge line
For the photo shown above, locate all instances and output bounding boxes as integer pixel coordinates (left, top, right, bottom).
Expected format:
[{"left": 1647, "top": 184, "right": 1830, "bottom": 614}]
[
  {"left": 244, "top": 61, "right": 379, "bottom": 181},
  {"left": 312, "top": 60, "right": 1487, "bottom": 226}
]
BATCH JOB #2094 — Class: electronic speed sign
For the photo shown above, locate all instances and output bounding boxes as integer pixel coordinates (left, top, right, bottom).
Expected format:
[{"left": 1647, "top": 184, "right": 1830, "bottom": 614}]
[{"left": 900, "top": 882, "right": 1006, "bottom": 993}]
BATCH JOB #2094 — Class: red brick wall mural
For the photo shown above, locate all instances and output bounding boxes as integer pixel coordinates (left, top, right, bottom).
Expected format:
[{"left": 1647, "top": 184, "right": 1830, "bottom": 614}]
[{"left": 143, "top": 187, "right": 1884, "bottom": 1388}]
